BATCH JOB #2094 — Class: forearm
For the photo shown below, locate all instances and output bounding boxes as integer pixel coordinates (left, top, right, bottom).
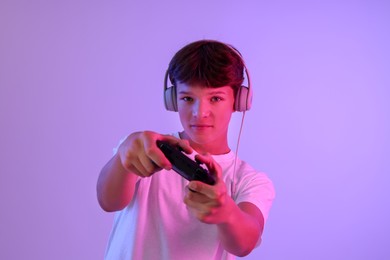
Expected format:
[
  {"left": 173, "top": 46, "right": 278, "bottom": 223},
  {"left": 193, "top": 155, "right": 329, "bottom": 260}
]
[
  {"left": 97, "top": 153, "right": 138, "bottom": 212},
  {"left": 217, "top": 201, "right": 263, "bottom": 257}
]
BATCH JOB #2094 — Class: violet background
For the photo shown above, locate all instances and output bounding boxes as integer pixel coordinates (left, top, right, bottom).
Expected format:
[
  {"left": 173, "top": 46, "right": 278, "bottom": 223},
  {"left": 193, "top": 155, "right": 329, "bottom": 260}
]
[{"left": 1, "top": 1, "right": 389, "bottom": 259}]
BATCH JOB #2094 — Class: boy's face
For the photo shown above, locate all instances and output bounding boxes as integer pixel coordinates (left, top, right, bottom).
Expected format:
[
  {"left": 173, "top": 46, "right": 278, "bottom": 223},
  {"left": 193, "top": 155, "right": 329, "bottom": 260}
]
[{"left": 176, "top": 82, "right": 235, "bottom": 154}]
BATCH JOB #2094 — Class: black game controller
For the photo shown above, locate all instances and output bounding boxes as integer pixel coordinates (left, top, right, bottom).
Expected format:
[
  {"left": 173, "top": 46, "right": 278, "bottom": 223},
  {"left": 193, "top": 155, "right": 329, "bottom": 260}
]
[{"left": 156, "top": 140, "right": 216, "bottom": 185}]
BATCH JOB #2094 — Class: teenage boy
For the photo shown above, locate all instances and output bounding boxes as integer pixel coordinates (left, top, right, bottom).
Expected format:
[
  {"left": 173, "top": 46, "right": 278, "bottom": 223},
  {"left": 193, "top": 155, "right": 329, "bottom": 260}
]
[{"left": 97, "top": 40, "right": 275, "bottom": 259}]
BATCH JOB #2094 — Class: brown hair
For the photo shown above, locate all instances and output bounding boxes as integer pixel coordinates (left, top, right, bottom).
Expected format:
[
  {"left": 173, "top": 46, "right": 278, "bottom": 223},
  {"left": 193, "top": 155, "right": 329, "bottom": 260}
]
[{"left": 167, "top": 40, "right": 244, "bottom": 92}]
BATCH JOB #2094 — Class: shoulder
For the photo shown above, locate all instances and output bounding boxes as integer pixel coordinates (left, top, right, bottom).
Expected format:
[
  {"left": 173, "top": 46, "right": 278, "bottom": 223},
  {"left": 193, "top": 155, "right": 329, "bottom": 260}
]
[{"left": 238, "top": 160, "right": 272, "bottom": 184}]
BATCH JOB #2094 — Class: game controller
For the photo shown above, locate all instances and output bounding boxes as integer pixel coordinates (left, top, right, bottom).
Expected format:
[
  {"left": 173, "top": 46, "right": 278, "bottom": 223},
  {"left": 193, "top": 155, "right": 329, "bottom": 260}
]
[{"left": 156, "top": 140, "right": 216, "bottom": 185}]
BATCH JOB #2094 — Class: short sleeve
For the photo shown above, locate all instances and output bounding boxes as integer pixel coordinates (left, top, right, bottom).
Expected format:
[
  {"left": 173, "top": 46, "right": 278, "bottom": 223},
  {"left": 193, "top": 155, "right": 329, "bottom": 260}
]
[
  {"left": 235, "top": 169, "right": 275, "bottom": 223},
  {"left": 112, "top": 136, "right": 127, "bottom": 155}
]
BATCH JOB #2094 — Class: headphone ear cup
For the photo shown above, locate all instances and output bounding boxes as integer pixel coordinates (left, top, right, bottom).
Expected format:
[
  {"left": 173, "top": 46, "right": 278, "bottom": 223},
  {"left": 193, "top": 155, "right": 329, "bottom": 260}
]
[
  {"left": 164, "top": 86, "right": 178, "bottom": 111},
  {"left": 235, "top": 86, "right": 252, "bottom": 111}
]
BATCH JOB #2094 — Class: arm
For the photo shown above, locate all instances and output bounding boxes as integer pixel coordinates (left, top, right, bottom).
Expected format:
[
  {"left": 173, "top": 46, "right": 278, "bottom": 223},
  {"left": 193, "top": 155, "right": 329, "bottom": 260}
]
[
  {"left": 97, "top": 152, "right": 138, "bottom": 212},
  {"left": 184, "top": 153, "right": 264, "bottom": 256},
  {"left": 217, "top": 201, "right": 264, "bottom": 256},
  {"left": 97, "top": 131, "right": 192, "bottom": 212}
]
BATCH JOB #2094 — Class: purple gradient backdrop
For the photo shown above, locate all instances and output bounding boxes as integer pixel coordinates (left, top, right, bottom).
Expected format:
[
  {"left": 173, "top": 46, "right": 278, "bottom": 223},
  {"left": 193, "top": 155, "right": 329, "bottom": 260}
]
[{"left": 1, "top": 1, "right": 389, "bottom": 259}]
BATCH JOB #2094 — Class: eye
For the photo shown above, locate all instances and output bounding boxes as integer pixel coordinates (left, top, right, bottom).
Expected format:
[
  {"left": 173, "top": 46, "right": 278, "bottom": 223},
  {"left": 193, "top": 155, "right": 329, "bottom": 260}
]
[
  {"left": 210, "top": 96, "right": 223, "bottom": 102},
  {"left": 180, "top": 96, "right": 193, "bottom": 102}
]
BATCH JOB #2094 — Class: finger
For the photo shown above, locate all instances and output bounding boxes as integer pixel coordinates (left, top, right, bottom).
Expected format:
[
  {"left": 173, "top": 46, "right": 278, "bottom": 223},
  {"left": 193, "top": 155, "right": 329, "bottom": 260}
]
[
  {"left": 159, "top": 135, "right": 194, "bottom": 154},
  {"left": 185, "top": 186, "right": 212, "bottom": 203},
  {"left": 184, "top": 194, "right": 213, "bottom": 213},
  {"left": 194, "top": 153, "right": 222, "bottom": 180},
  {"left": 184, "top": 197, "right": 218, "bottom": 223},
  {"left": 188, "top": 181, "right": 220, "bottom": 200},
  {"left": 127, "top": 157, "right": 151, "bottom": 177},
  {"left": 176, "top": 139, "right": 193, "bottom": 154},
  {"left": 186, "top": 205, "right": 208, "bottom": 221},
  {"left": 138, "top": 152, "right": 162, "bottom": 175},
  {"left": 143, "top": 138, "right": 172, "bottom": 170},
  {"left": 149, "top": 136, "right": 193, "bottom": 169}
]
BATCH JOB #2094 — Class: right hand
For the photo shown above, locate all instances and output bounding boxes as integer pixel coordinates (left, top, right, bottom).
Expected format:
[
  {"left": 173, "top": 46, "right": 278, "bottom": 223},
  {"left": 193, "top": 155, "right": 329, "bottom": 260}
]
[{"left": 117, "top": 131, "right": 193, "bottom": 178}]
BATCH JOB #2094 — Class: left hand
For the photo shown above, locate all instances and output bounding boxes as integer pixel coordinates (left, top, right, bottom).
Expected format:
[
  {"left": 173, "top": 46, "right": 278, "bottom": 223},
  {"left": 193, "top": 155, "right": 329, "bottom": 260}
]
[{"left": 183, "top": 153, "right": 235, "bottom": 224}]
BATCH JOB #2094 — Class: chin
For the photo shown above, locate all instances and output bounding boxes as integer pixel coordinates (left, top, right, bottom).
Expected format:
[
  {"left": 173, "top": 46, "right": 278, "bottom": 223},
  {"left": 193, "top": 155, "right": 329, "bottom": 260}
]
[{"left": 186, "top": 132, "right": 212, "bottom": 145}]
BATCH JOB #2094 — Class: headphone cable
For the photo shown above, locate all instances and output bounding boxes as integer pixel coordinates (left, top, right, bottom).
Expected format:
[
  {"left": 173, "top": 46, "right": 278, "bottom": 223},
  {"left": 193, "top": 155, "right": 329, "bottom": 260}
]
[{"left": 232, "top": 110, "right": 246, "bottom": 199}]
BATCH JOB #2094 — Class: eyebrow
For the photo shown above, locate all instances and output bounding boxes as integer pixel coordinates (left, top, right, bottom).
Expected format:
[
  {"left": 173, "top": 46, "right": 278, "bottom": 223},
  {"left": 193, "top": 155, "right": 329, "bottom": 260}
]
[{"left": 178, "top": 90, "right": 228, "bottom": 95}]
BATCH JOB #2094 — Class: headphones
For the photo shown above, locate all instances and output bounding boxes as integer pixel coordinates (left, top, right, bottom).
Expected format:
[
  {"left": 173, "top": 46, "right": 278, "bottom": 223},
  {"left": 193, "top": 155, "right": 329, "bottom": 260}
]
[{"left": 163, "top": 43, "right": 253, "bottom": 112}]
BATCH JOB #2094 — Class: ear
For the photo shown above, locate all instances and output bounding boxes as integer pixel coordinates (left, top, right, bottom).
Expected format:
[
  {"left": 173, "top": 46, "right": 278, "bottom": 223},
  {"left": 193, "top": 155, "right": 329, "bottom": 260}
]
[
  {"left": 164, "top": 85, "right": 178, "bottom": 111},
  {"left": 235, "top": 86, "right": 251, "bottom": 111}
]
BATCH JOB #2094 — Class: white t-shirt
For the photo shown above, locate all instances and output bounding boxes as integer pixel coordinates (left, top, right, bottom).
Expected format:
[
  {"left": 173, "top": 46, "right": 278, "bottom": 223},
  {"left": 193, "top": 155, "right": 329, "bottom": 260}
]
[{"left": 105, "top": 134, "right": 275, "bottom": 260}]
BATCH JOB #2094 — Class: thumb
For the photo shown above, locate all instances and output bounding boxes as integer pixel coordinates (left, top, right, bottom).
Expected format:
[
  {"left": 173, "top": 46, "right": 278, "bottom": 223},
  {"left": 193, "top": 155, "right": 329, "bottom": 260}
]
[{"left": 194, "top": 153, "right": 222, "bottom": 180}]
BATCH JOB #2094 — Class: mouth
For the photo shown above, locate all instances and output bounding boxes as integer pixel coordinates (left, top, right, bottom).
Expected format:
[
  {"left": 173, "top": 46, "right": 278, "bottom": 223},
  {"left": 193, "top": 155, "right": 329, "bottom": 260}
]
[{"left": 190, "top": 124, "right": 213, "bottom": 129}]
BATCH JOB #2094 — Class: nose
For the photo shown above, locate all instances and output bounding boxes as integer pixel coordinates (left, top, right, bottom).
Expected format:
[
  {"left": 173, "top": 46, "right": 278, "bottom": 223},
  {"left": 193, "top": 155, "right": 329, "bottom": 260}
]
[{"left": 192, "top": 100, "right": 210, "bottom": 118}]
